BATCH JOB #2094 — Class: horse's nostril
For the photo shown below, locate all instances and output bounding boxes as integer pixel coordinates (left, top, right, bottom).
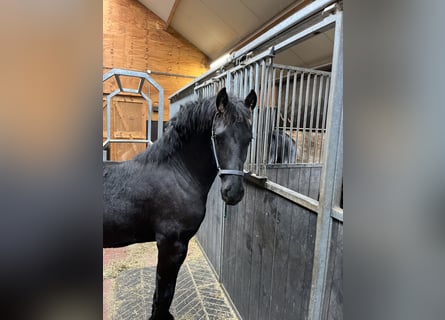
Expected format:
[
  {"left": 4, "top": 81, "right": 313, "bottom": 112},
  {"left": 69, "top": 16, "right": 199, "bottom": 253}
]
[{"left": 221, "top": 185, "right": 232, "bottom": 198}]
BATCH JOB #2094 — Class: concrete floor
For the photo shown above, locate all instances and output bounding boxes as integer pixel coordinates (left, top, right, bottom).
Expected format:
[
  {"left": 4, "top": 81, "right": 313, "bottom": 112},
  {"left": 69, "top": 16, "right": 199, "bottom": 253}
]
[{"left": 103, "top": 238, "right": 239, "bottom": 320}]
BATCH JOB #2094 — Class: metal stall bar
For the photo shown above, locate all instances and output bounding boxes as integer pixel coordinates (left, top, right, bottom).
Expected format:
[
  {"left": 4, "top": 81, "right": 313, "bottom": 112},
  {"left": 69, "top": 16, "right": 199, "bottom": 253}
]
[
  {"left": 248, "top": 65, "right": 257, "bottom": 170},
  {"left": 319, "top": 77, "right": 330, "bottom": 162},
  {"left": 281, "top": 69, "right": 291, "bottom": 162},
  {"left": 332, "top": 107, "right": 343, "bottom": 214},
  {"left": 140, "top": 91, "right": 153, "bottom": 142},
  {"left": 231, "top": 0, "right": 336, "bottom": 61},
  {"left": 232, "top": 72, "right": 238, "bottom": 97},
  {"left": 301, "top": 73, "right": 311, "bottom": 162},
  {"left": 115, "top": 74, "right": 123, "bottom": 92},
  {"left": 308, "top": 9, "right": 343, "bottom": 320},
  {"left": 273, "top": 13, "right": 338, "bottom": 54},
  {"left": 308, "top": 75, "right": 318, "bottom": 163},
  {"left": 314, "top": 76, "right": 324, "bottom": 163},
  {"left": 255, "top": 60, "right": 267, "bottom": 175},
  {"left": 226, "top": 70, "right": 232, "bottom": 97},
  {"left": 137, "top": 78, "right": 145, "bottom": 94},
  {"left": 296, "top": 71, "right": 304, "bottom": 163},
  {"left": 261, "top": 59, "right": 273, "bottom": 172},
  {"left": 272, "top": 64, "right": 331, "bottom": 77},
  {"left": 267, "top": 67, "right": 277, "bottom": 163},
  {"left": 273, "top": 68, "right": 284, "bottom": 163},
  {"left": 105, "top": 89, "right": 120, "bottom": 147},
  {"left": 250, "top": 62, "right": 260, "bottom": 173},
  {"left": 288, "top": 71, "right": 298, "bottom": 162}
]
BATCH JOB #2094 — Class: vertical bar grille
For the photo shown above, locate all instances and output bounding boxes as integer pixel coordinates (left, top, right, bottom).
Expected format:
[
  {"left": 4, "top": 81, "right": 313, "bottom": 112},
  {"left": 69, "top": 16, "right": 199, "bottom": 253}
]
[{"left": 192, "top": 61, "right": 331, "bottom": 176}]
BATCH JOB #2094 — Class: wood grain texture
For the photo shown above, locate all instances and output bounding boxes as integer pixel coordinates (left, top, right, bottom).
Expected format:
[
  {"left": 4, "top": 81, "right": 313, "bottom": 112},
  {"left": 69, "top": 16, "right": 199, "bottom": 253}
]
[
  {"left": 322, "top": 220, "right": 343, "bottom": 320},
  {"left": 215, "top": 177, "right": 317, "bottom": 320},
  {"left": 103, "top": 0, "right": 209, "bottom": 121}
]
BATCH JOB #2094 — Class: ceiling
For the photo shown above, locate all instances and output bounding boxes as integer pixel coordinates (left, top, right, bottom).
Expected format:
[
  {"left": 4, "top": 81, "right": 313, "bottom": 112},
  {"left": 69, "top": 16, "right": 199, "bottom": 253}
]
[{"left": 138, "top": 0, "right": 333, "bottom": 69}]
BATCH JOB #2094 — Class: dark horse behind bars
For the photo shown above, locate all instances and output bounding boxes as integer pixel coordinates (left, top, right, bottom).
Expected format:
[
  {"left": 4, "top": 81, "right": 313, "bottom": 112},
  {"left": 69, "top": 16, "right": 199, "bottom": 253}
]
[{"left": 103, "top": 88, "right": 257, "bottom": 320}]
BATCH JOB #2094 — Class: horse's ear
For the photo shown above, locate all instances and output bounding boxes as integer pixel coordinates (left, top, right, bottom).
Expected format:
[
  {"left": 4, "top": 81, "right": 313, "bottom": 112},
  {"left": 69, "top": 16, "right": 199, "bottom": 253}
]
[
  {"left": 216, "top": 87, "right": 228, "bottom": 113},
  {"left": 244, "top": 89, "right": 257, "bottom": 111}
]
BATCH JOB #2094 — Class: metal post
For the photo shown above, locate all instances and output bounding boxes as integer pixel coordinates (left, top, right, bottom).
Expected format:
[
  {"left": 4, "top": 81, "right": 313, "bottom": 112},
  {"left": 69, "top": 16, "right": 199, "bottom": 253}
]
[
  {"left": 301, "top": 73, "right": 311, "bottom": 162},
  {"left": 308, "top": 10, "right": 343, "bottom": 320},
  {"left": 296, "top": 72, "right": 304, "bottom": 162},
  {"left": 262, "top": 58, "right": 273, "bottom": 171},
  {"left": 288, "top": 71, "right": 298, "bottom": 162},
  {"left": 275, "top": 68, "right": 284, "bottom": 163},
  {"left": 314, "top": 76, "right": 324, "bottom": 163},
  {"left": 157, "top": 88, "right": 164, "bottom": 139},
  {"left": 281, "top": 69, "right": 291, "bottom": 162},
  {"left": 308, "top": 75, "right": 318, "bottom": 162}
]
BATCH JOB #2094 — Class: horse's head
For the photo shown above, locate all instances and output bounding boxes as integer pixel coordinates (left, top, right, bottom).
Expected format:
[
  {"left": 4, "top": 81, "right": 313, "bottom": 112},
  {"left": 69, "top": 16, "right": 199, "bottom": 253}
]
[{"left": 211, "top": 87, "right": 257, "bottom": 205}]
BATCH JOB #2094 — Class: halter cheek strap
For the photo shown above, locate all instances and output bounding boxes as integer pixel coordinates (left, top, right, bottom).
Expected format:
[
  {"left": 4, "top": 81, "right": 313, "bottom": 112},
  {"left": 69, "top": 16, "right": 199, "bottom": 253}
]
[
  {"left": 211, "top": 113, "right": 245, "bottom": 177},
  {"left": 211, "top": 133, "right": 245, "bottom": 177}
]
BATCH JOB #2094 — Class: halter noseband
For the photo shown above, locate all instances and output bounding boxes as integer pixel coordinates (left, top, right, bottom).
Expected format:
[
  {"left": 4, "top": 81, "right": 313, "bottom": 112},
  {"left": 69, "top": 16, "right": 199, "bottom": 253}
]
[{"left": 211, "top": 114, "right": 245, "bottom": 177}]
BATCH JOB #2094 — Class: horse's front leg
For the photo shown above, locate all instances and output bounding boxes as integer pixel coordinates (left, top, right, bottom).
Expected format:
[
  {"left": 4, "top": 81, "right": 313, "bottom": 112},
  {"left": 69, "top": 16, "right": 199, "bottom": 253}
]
[{"left": 149, "top": 236, "right": 189, "bottom": 320}]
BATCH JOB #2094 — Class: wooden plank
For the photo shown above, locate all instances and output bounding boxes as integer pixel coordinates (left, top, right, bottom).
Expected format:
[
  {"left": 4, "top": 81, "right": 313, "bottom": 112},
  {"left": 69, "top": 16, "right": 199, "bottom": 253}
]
[
  {"left": 321, "top": 220, "right": 338, "bottom": 319},
  {"left": 166, "top": 0, "right": 181, "bottom": 28},
  {"left": 247, "top": 186, "right": 266, "bottom": 320},
  {"left": 240, "top": 182, "right": 258, "bottom": 320},
  {"left": 109, "top": 97, "right": 148, "bottom": 161},
  {"left": 322, "top": 220, "right": 343, "bottom": 320},
  {"left": 216, "top": 175, "right": 324, "bottom": 320},
  {"left": 257, "top": 192, "right": 278, "bottom": 320},
  {"left": 297, "top": 166, "right": 312, "bottom": 197},
  {"left": 221, "top": 197, "right": 236, "bottom": 294},
  {"left": 309, "top": 166, "right": 322, "bottom": 200},
  {"left": 232, "top": 183, "right": 250, "bottom": 317},
  {"left": 269, "top": 169, "right": 292, "bottom": 320},
  {"left": 288, "top": 166, "right": 302, "bottom": 191},
  {"left": 216, "top": 179, "right": 225, "bottom": 276},
  {"left": 328, "top": 222, "right": 343, "bottom": 319},
  {"left": 300, "top": 212, "right": 317, "bottom": 318},
  {"left": 198, "top": 178, "right": 224, "bottom": 277},
  {"left": 281, "top": 204, "right": 310, "bottom": 319},
  {"left": 226, "top": 201, "right": 240, "bottom": 304},
  {"left": 264, "top": 180, "right": 319, "bottom": 213}
]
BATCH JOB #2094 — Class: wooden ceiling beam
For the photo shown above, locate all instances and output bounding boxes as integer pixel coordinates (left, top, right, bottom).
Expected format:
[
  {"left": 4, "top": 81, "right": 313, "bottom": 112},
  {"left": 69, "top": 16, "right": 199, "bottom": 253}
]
[{"left": 166, "top": 0, "right": 181, "bottom": 28}]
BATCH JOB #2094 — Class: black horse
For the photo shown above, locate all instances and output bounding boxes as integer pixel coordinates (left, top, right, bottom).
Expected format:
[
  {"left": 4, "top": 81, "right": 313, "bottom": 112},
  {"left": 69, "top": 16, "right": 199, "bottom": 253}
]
[
  {"left": 103, "top": 88, "right": 257, "bottom": 320},
  {"left": 268, "top": 129, "right": 297, "bottom": 164}
]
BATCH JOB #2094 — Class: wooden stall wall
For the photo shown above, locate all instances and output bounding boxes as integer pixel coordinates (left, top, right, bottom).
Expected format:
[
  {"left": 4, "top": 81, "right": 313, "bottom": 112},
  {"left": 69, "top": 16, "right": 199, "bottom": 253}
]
[
  {"left": 199, "top": 167, "right": 342, "bottom": 320},
  {"left": 322, "top": 219, "right": 343, "bottom": 319},
  {"left": 197, "top": 178, "right": 225, "bottom": 278},
  {"left": 103, "top": 0, "right": 209, "bottom": 160},
  {"left": 221, "top": 177, "right": 317, "bottom": 320},
  {"left": 266, "top": 165, "right": 322, "bottom": 199}
]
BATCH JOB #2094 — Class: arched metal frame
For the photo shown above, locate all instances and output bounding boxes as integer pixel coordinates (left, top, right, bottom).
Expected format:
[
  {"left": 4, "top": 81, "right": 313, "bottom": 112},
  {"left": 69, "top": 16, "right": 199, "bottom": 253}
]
[{"left": 102, "top": 68, "right": 164, "bottom": 151}]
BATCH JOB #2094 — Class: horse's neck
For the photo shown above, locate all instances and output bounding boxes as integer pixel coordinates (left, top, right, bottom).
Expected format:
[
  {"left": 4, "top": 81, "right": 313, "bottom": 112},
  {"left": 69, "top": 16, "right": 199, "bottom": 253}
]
[{"left": 175, "top": 133, "right": 217, "bottom": 195}]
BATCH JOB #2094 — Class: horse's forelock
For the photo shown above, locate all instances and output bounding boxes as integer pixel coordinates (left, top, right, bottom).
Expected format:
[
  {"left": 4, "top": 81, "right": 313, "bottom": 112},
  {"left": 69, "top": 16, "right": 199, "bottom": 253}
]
[{"left": 222, "top": 96, "right": 251, "bottom": 124}]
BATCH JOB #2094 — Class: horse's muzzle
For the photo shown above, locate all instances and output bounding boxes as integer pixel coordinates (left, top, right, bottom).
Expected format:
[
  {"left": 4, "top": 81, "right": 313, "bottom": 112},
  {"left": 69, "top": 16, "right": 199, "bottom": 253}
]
[{"left": 220, "top": 176, "right": 245, "bottom": 205}]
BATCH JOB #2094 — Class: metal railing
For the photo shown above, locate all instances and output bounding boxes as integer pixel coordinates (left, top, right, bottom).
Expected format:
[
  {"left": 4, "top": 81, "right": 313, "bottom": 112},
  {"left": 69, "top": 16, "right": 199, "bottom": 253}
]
[{"left": 194, "top": 58, "right": 331, "bottom": 177}]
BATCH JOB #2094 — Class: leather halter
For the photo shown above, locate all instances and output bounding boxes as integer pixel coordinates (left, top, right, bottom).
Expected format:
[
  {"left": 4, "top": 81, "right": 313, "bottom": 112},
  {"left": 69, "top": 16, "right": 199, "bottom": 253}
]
[{"left": 211, "top": 114, "right": 245, "bottom": 177}]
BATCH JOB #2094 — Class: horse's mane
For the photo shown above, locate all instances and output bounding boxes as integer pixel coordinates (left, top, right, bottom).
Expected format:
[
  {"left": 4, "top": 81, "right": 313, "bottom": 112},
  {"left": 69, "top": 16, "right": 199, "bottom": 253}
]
[{"left": 134, "top": 94, "right": 250, "bottom": 164}]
